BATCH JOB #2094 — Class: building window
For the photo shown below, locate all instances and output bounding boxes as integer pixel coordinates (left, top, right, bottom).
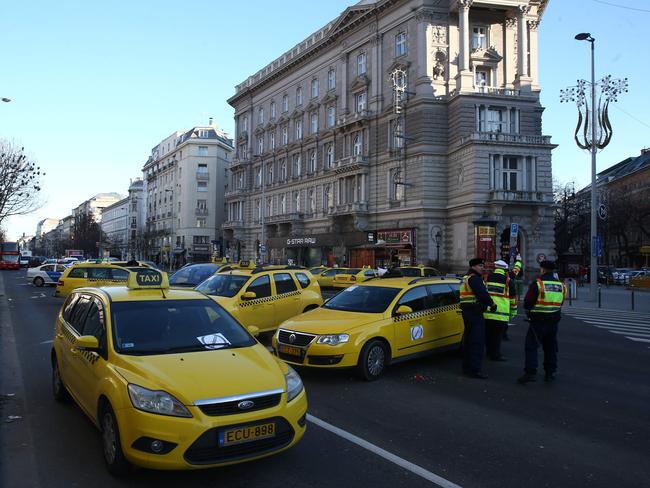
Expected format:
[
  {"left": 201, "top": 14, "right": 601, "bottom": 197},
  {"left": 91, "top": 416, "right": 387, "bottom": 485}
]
[
  {"left": 294, "top": 191, "right": 301, "bottom": 212},
  {"left": 296, "top": 87, "right": 303, "bottom": 106},
  {"left": 487, "top": 108, "right": 507, "bottom": 133},
  {"left": 258, "top": 137, "right": 264, "bottom": 154},
  {"left": 295, "top": 121, "right": 302, "bottom": 140},
  {"left": 255, "top": 166, "right": 262, "bottom": 187},
  {"left": 280, "top": 194, "right": 286, "bottom": 214},
  {"left": 270, "top": 131, "right": 276, "bottom": 150},
  {"left": 502, "top": 156, "right": 519, "bottom": 190},
  {"left": 353, "top": 134, "right": 362, "bottom": 156},
  {"left": 310, "top": 112, "right": 318, "bottom": 134},
  {"left": 267, "top": 163, "right": 274, "bottom": 184},
  {"left": 194, "top": 235, "right": 209, "bottom": 244},
  {"left": 357, "top": 53, "right": 366, "bottom": 75},
  {"left": 390, "top": 168, "right": 405, "bottom": 200},
  {"left": 198, "top": 146, "right": 208, "bottom": 156},
  {"left": 395, "top": 31, "right": 407, "bottom": 57},
  {"left": 293, "top": 154, "right": 301, "bottom": 177},
  {"left": 196, "top": 217, "right": 206, "bottom": 228},
  {"left": 197, "top": 199, "right": 207, "bottom": 210},
  {"left": 324, "top": 184, "right": 332, "bottom": 209},
  {"left": 197, "top": 181, "right": 208, "bottom": 192},
  {"left": 327, "top": 69, "right": 336, "bottom": 90},
  {"left": 308, "top": 150, "right": 316, "bottom": 173},
  {"left": 282, "top": 94, "right": 289, "bottom": 112},
  {"left": 327, "top": 105, "right": 336, "bottom": 128},
  {"left": 326, "top": 144, "right": 335, "bottom": 168},
  {"left": 308, "top": 188, "right": 315, "bottom": 214},
  {"left": 311, "top": 78, "right": 319, "bottom": 98},
  {"left": 471, "top": 26, "right": 488, "bottom": 50},
  {"left": 267, "top": 197, "right": 273, "bottom": 217},
  {"left": 391, "top": 119, "right": 404, "bottom": 149},
  {"left": 258, "top": 107, "right": 264, "bottom": 124},
  {"left": 241, "top": 115, "right": 248, "bottom": 132},
  {"left": 282, "top": 125, "right": 289, "bottom": 145},
  {"left": 270, "top": 101, "right": 276, "bottom": 119},
  {"left": 197, "top": 163, "right": 208, "bottom": 173},
  {"left": 355, "top": 92, "right": 367, "bottom": 113},
  {"left": 475, "top": 68, "right": 489, "bottom": 89},
  {"left": 237, "top": 172, "right": 244, "bottom": 189},
  {"left": 280, "top": 159, "right": 287, "bottom": 181},
  {"left": 256, "top": 199, "right": 261, "bottom": 222}
]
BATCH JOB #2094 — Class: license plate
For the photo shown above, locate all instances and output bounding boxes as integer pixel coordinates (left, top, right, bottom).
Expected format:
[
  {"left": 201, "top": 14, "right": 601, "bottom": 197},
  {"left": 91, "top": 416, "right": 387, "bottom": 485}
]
[
  {"left": 279, "top": 344, "right": 302, "bottom": 357},
  {"left": 219, "top": 422, "right": 275, "bottom": 447}
]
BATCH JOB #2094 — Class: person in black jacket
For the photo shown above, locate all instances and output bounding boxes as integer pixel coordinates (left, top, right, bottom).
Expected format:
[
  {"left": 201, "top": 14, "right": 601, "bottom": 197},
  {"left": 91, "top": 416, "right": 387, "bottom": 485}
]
[{"left": 460, "top": 257, "right": 496, "bottom": 379}]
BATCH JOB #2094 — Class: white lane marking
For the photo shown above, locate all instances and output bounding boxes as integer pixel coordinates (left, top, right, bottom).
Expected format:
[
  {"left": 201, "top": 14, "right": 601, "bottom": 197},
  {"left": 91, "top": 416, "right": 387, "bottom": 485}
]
[
  {"left": 570, "top": 316, "right": 649, "bottom": 326},
  {"left": 626, "top": 337, "right": 650, "bottom": 343},
  {"left": 307, "top": 414, "right": 462, "bottom": 488},
  {"left": 609, "top": 331, "right": 650, "bottom": 338},
  {"left": 39, "top": 340, "right": 54, "bottom": 344},
  {"left": 582, "top": 322, "right": 649, "bottom": 331}
]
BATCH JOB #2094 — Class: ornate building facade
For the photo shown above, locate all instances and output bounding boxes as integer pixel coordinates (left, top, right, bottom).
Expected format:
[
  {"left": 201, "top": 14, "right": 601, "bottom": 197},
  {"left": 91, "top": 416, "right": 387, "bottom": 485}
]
[{"left": 225, "top": 0, "right": 554, "bottom": 272}]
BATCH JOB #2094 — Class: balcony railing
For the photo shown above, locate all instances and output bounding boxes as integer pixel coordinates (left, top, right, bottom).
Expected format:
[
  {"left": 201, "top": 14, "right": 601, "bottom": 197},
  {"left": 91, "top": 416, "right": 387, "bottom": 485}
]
[
  {"left": 460, "top": 132, "right": 552, "bottom": 146},
  {"left": 328, "top": 202, "right": 368, "bottom": 216},
  {"left": 265, "top": 212, "right": 303, "bottom": 224},
  {"left": 196, "top": 171, "right": 210, "bottom": 180},
  {"left": 336, "top": 110, "right": 371, "bottom": 127},
  {"left": 334, "top": 154, "right": 369, "bottom": 174},
  {"left": 195, "top": 208, "right": 208, "bottom": 216},
  {"left": 489, "top": 190, "right": 553, "bottom": 203},
  {"left": 221, "top": 220, "right": 245, "bottom": 229},
  {"left": 474, "top": 86, "right": 521, "bottom": 97}
]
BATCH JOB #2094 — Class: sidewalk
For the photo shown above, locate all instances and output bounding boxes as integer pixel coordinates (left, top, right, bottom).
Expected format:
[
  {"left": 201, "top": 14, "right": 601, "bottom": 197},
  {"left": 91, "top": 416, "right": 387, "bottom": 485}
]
[{"left": 563, "top": 283, "right": 650, "bottom": 313}]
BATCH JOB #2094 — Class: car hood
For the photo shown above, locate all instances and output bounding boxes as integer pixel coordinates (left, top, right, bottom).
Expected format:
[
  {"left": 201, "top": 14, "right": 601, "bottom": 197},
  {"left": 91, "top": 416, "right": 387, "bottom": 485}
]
[
  {"left": 279, "top": 307, "right": 382, "bottom": 334},
  {"left": 114, "top": 343, "right": 286, "bottom": 405}
]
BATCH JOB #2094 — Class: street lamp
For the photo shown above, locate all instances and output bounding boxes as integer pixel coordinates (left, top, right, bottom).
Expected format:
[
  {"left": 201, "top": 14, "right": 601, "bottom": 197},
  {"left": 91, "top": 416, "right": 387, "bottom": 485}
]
[
  {"left": 560, "top": 33, "right": 627, "bottom": 301},
  {"left": 165, "top": 188, "right": 174, "bottom": 270},
  {"left": 434, "top": 229, "right": 442, "bottom": 267}
]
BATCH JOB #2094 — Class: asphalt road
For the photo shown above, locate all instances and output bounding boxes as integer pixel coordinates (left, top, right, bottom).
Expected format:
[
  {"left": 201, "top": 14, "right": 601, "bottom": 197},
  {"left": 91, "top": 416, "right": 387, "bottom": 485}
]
[{"left": 1, "top": 270, "right": 649, "bottom": 488}]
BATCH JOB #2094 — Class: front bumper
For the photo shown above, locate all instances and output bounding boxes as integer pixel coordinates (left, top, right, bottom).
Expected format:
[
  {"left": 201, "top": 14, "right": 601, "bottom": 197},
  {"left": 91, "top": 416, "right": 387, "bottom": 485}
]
[
  {"left": 115, "top": 389, "right": 307, "bottom": 470},
  {"left": 272, "top": 335, "right": 359, "bottom": 369}
]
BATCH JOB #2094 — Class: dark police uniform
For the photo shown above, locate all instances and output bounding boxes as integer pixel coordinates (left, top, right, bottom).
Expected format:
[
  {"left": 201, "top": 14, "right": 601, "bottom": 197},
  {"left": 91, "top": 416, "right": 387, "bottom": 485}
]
[
  {"left": 484, "top": 267, "right": 517, "bottom": 360},
  {"left": 460, "top": 265, "right": 495, "bottom": 378},
  {"left": 519, "top": 263, "right": 566, "bottom": 383}
]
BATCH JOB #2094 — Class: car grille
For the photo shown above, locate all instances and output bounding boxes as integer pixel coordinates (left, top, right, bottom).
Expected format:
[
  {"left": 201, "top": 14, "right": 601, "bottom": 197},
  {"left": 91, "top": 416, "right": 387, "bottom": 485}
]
[
  {"left": 184, "top": 417, "right": 294, "bottom": 465},
  {"left": 197, "top": 393, "right": 282, "bottom": 416},
  {"left": 277, "top": 329, "right": 315, "bottom": 347}
]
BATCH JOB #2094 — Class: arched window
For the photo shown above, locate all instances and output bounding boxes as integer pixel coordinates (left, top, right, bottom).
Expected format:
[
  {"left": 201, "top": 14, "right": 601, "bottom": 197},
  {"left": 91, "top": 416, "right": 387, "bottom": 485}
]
[
  {"left": 353, "top": 134, "right": 362, "bottom": 156},
  {"left": 296, "top": 87, "right": 303, "bottom": 105},
  {"left": 311, "top": 78, "right": 319, "bottom": 98},
  {"left": 310, "top": 112, "right": 318, "bottom": 134},
  {"left": 270, "top": 101, "right": 276, "bottom": 119},
  {"left": 282, "top": 94, "right": 289, "bottom": 112},
  {"left": 280, "top": 194, "right": 286, "bottom": 214},
  {"left": 309, "top": 150, "right": 316, "bottom": 173},
  {"left": 326, "top": 144, "right": 334, "bottom": 167},
  {"left": 328, "top": 69, "right": 336, "bottom": 90},
  {"left": 280, "top": 159, "right": 287, "bottom": 180},
  {"left": 295, "top": 191, "right": 301, "bottom": 212}
]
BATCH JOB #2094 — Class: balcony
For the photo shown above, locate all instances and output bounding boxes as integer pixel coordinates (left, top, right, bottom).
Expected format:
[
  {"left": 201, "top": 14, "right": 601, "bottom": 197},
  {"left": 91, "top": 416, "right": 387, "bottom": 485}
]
[
  {"left": 196, "top": 171, "right": 210, "bottom": 180},
  {"left": 195, "top": 208, "right": 208, "bottom": 216},
  {"left": 265, "top": 212, "right": 303, "bottom": 224},
  {"left": 328, "top": 202, "right": 368, "bottom": 216},
  {"left": 222, "top": 220, "right": 245, "bottom": 230},
  {"left": 225, "top": 187, "right": 248, "bottom": 198},
  {"left": 459, "top": 132, "right": 553, "bottom": 146},
  {"left": 336, "top": 110, "right": 371, "bottom": 128},
  {"left": 489, "top": 190, "right": 553, "bottom": 204},
  {"left": 229, "top": 154, "right": 251, "bottom": 169},
  {"left": 474, "top": 86, "right": 520, "bottom": 97},
  {"left": 334, "top": 155, "right": 369, "bottom": 175}
]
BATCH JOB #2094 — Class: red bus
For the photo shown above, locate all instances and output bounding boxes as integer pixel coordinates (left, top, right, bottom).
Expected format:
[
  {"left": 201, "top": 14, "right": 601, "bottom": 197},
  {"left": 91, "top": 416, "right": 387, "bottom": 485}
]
[{"left": 0, "top": 242, "right": 20, "bottom": 270}]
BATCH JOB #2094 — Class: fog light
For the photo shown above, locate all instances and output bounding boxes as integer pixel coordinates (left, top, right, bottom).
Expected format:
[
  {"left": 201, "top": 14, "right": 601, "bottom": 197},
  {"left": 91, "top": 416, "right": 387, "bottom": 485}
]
[{"left": 150, "top": 440, "right": 164, "bottom": 453}]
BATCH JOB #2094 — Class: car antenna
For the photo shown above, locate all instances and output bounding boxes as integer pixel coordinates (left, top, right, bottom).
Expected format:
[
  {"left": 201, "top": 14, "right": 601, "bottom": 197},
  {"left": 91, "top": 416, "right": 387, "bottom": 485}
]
[{"left": 161, "top": 287, "right": 167, "bottom": 299}]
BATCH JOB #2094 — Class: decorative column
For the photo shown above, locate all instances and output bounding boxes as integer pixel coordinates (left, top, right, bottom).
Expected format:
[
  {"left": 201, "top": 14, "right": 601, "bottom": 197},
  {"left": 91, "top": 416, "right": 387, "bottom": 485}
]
[
  {"left": 340, "top": 52, "right": 349, "bottom": 114},
  {"left": 528, "top": 20, "right": 540, "bottom": 91},
  {"left": 514, "top": 5, "right": 532, "bottom": 92},
  {"left": 371, "top": 32, "right": 382, "bottom": 104},
  {"left": 456, "top": 0, "right": 474, "bottom": 92},
  {"left": 414, "top": 9, "right": 433, "bottom": 97}
]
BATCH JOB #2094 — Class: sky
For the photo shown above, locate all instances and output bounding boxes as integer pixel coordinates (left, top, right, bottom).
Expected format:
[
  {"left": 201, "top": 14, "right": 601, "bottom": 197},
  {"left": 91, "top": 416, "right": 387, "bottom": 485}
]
[{"left": 2, "top": 0, "right": 648, "bottom": 240}]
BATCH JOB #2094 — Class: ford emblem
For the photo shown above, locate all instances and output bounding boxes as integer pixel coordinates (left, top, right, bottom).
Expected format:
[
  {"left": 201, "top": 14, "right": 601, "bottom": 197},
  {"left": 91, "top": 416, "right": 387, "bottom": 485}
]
[
  {"left": 238, "top": 400, "right": 255, "bottom": 410},
  {"left": 289, "top": 333, "right": 296, "bottom": 343}
]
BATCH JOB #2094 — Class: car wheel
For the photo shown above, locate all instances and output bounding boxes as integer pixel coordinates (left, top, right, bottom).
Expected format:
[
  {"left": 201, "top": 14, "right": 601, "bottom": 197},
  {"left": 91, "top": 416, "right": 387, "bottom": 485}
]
[
  {"left": 101, "top": 403, "right": 131, "bottom": 476},
  {"left": 33, "top": 277, "right": 45, "bottom": 287},
  {"left": 52, "top": 356, "right": 70, "bottom": 402},
  {"left": 357, "top": 339, "right": 389, "bottom": 381}
]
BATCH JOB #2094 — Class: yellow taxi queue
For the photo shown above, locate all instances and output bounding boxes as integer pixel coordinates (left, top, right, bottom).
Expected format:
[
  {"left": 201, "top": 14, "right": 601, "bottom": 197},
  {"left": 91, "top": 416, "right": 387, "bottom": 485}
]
[{"left": 51, "top": 268, "right": 307, "bottom": 474}]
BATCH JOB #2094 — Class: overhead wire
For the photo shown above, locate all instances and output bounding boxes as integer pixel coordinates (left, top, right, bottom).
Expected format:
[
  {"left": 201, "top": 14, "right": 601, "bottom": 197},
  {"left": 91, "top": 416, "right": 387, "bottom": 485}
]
[{"left": 590, "top": 0, "right": 650, "bottom": 13}]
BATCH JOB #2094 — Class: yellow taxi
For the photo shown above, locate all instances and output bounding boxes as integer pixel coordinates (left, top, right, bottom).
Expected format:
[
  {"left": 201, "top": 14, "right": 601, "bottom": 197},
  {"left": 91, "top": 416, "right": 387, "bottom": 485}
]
[
  {"left": 51, "top": 268, "right": 307, "bottom": 474},
  {"left": 54, "top": 263, "right": 150, "bottom": 298},
  {"left": 272, "top": 277, "right": 463, "bottom": 380},
  {"left": 308, "top": 267, "right": 328, "bottom": 276},
  {"left": 332, "top": 266, "right": 379, "bottom": 288},
  {"left": 195, "top": 262, "right": 323, "bottom": 333},
  {"left": 391, "top": 265, "right": 441, "bottom": 278}
]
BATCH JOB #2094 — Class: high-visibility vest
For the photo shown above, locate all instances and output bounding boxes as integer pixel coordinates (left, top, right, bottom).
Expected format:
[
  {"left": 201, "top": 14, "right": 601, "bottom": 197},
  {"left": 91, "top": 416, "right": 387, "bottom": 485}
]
[
  {"left": 460, "top": 274, "right": 478, "bottom": 305},
  {"left": 531, "top": 278, "right": 566, "bottom": 313},
  {"left": 484, "top": 269, "right": 512, "bottom": 321},
  {"left": 512, "top": 259, "right": 522, "bottom": 278}
]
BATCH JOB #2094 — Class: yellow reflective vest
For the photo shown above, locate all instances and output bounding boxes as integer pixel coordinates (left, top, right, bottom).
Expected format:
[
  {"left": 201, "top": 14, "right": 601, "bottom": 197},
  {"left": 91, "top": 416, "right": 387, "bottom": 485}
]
[
  {"left": 531, "top": 278, "right": 566, "bottom": 313},
  {"left": 484, "top": 269, "right": 517, "bottom": 321}
]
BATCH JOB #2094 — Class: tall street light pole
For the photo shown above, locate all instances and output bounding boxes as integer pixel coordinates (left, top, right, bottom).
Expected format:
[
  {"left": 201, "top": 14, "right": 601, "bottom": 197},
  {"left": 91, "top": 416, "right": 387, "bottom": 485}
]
[
  {"left": 165, "top": 188, "right": 174, "bottom": 270},
  {"left": 560, "top": 33, "right": 627, "bottom": 302}
]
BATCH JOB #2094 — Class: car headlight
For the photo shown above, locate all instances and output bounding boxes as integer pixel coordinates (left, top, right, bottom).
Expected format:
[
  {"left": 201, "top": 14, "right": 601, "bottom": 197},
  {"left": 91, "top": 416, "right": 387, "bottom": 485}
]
[
  {"left": 317, "top": 334, "right": 350, "bottom": 346},
  {"left": 285, "top": 366, "right": 304, "bottom": 403},
  {"left": 127, "top": 384, "right": 192, "bottom": 418}
]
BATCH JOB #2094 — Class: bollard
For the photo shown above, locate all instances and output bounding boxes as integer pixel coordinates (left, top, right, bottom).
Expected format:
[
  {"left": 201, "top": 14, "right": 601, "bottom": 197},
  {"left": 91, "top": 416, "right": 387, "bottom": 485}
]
[
  {"left": 598, "top": 285, "right": 601, "bottom": 308},
  {"left": 631, "top": 286, "right": 635, "bottom": 311}
]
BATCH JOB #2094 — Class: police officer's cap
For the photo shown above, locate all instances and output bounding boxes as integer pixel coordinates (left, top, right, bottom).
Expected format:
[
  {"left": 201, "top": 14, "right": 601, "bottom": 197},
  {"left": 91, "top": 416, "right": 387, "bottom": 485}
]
[
  {"left": 539, "top": 260, "right": 556, "bottom": 270},
  {"left": 469, "top": 257, "right": 485, "bottom": 267},
  {"left": 494, "top": 259, "right": 508, "bottom": 269}
]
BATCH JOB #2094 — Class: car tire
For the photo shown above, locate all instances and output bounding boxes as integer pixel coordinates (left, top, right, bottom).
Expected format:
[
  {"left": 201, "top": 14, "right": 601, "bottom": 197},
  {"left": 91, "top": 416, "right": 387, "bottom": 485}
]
[
  {"left": 33, "top": 277, "right": 45, "bottom": 287},
  {"left": 52, "top": 356, "right": 70, "bottom": 402},
  {"left": 100, "top": 403, "right": 131, "bottom": 477},
  {"left": 357, "top": 339, "right": 389, "bottom": 381}
]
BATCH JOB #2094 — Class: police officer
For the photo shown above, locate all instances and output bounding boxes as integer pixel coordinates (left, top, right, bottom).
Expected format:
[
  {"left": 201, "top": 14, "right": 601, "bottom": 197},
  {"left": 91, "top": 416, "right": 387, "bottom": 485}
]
[
  {"left": 484, "top": 260, "right": 517, "bottom": 361},
  {"left": 460, "top": 257, "right": 496, "bottom": 379},
  {"left": 518, "top": 260, "right": 567, "bottom": 384},
  {"left": 503, "top": 254, "right": 523, "bottom": 341}
]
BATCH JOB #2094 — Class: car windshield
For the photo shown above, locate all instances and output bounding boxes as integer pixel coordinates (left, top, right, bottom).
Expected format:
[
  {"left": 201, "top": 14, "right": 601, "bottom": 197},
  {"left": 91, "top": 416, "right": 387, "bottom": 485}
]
[
  {"left": 196, "top": 274, "right": 249, "bottom": 297},
  {"left": 3, "top": 255, "right": 20, "bottom": 263},
  {"left": 338, "top": 268, "right": 361, "bottom": 275},
  {"left": 323, "top": 285, "right": 400, "bottom": 313},
  {"left": 169, "top": 264, "right": 220, "bottom": 287},
  {"left": 111, "top": 299, "right": 255, "bottom": 356},
  {"left": 396, "top": 267, "right": 421, "bottom": 277}
]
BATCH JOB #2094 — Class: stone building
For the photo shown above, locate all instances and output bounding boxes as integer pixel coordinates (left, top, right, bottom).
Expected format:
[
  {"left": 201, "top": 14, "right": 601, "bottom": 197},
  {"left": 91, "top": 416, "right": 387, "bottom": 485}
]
[
  {"left": 225, "top": 0, "right": 554, "bottom": 272},
  {"left": 101, "top": 197, "right": 129, "bottom": 259}
]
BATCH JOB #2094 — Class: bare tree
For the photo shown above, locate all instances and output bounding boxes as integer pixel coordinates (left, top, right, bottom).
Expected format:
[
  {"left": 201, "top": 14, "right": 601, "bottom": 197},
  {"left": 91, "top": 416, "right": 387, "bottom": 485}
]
[{"left": 0, "top": 140, "right": 44, "bottom": 226}]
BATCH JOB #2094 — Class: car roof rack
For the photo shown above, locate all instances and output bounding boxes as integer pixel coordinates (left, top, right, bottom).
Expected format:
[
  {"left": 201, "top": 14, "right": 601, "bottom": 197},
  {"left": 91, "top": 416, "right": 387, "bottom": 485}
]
[
  {"left": 251, "top": 265, "right": 306, "bottom": 274},
  {"left": 407, "top": 276, "right": 449, "bottom": 285}
]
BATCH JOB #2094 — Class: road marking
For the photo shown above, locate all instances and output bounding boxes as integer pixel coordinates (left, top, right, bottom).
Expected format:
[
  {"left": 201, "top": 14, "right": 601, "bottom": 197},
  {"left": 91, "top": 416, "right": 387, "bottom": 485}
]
[
  {"left": 39, "top": 340, "right": 53, "bottom": 344},
  {"left": 307, "top": 414, "right": 462, "bottom": 488},
  {"left": 608, "top": 331, "right": 650, "bottom": 338},
  {"left": 587, "top": 323, "right": 650, "bottom": 331},
  {"left": 571, "top": 317, "right": 648, "bottom": 327},
  {"left": 626, "top": 337, "right": 650, "bottom": 343}
]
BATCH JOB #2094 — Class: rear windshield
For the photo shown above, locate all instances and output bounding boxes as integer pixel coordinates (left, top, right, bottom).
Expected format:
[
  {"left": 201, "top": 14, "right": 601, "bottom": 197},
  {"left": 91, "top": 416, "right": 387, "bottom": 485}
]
[
  {"left": 169, "top": 264, "right": 220, "bottom": 287},
  {"left": 338, "top": 268, "right": 361, "bottom": 275},
  {"left": 110, "top": 299, "right": 255, "bottom": 356},
  {"left": 396, "top": 267, "right": 420, "bottom": 277},
  {"left": 196, "top": 274, "right": 249, "bottom": 297},
  {"left": 323, "top": 285, "right": 400, "bottom": 313}
]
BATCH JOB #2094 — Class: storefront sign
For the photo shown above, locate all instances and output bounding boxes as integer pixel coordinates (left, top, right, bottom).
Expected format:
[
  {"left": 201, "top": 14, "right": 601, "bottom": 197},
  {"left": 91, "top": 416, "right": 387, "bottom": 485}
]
[
  {"left": 286, "top": 237, "right": 317, "bottom": 246},
  {"left": 193, "top": 245, "right": 210, "bottom": 252},
  {"left": 377, "top": 229, "right": 413, "bottom": 245},
  {"left": 478, "top": 226, "right": 496, "bottom": 237}
]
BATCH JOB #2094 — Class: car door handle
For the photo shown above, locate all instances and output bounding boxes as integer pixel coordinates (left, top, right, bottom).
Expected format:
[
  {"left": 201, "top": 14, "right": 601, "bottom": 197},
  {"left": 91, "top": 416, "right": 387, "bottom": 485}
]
[{"left": 426, "top": 316, "right": 437, "bottom": 321}]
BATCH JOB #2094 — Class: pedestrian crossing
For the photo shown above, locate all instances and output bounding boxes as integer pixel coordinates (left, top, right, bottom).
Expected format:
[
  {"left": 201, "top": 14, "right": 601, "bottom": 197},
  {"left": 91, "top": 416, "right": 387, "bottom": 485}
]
[{"left": 562, "top": 308, "right": 650, "bottom": 346}]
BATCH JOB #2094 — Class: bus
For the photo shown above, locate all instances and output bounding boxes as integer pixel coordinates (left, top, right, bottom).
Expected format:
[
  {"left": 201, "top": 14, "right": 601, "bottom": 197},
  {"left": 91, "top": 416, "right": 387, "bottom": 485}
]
[{"left": 0, "top": 242, "right": 21, "bottom": 270}]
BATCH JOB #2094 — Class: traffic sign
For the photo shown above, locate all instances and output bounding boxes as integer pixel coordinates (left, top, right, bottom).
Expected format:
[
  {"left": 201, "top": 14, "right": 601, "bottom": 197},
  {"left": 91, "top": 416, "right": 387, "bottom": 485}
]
[
  {"left": 598, "top": 204, "right": 607, "bottom": 220},
  {"left": 510, "top": 223, "right": 519, "bottom": 238},
  {"left": 536, "top": 253, "right": 546, "bottom": 263},
  {"left": 260, "top": 245, "right": 267, "bottom": 253}
]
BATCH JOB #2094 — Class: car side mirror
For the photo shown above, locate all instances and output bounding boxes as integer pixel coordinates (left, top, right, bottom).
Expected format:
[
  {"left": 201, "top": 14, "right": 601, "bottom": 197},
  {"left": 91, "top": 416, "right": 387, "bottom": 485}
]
[
  {"left": 247, "top": 325, "right": 260, "bottom": 337},
  {"left": 242, "top": 291, "right": 257, "bottom": 300},
  {"left": 74, "top": 335, "right": 100, "bottom": 352},
  {"left": 395, "top": 305, "right": 413, "bottom": 315}
]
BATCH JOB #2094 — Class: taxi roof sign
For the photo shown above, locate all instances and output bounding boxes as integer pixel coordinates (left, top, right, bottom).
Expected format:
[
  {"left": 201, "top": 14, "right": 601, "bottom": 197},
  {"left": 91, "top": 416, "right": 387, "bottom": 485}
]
[{"left": 126, "top": 269, "right": 170, "bottom": 289}]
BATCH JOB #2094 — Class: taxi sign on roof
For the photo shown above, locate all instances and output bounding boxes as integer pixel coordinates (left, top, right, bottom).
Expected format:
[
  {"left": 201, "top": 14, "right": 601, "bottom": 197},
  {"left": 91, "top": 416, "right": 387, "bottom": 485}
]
[{"left": 127, "top": 268, "right": 169, "bottom": 289}]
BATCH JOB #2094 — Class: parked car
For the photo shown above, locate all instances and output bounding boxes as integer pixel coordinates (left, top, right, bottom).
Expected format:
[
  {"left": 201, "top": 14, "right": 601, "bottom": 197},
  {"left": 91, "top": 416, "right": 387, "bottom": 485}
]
[
  {"left": 612, "top": 268, "right": 633, "bottom": 285},
  {"left": 27, "top": 263, "right": 69, "bottom": 287},
  {"left": 625, "top": 270, "right": 648, "bottom": 285},
  {"left": 168, "top": 262, "right": 229, "bottom": 288}
]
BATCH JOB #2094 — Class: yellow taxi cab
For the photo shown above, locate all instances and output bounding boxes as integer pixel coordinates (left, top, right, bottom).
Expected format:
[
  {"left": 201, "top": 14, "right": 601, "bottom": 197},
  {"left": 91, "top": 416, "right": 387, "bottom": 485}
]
[
  {"left": 391, "top": 265, "right": 441, "bottom": 278},
  {"left": 195, "top": 261, "right": 323, "bottom": 333},
  {"left": 332, "top": 266, "right": 379, "bottom": 289},
  {"left": 272, "top": 276, "right": 462, "bottom": 380},
  {"left": 308, "top": 266, "right": 328, "bottom": 276},
  {"left": 316, "top": 268, "right": 346, "bottom": 288},
  {"left": 51, "top": 268, "right": 307, "bottom": 474},
  {"left": 54, "top": 262, "right": 149, "bottom": 298}
]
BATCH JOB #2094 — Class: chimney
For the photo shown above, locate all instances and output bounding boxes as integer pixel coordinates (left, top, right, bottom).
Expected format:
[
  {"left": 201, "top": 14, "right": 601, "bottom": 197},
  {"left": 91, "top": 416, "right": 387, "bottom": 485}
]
[
  {"left": 641, "top": 147, "right": 649, "bottom": 155},
  {"left": 208, "top": 117, "right": 214, "bottom": 126}
]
